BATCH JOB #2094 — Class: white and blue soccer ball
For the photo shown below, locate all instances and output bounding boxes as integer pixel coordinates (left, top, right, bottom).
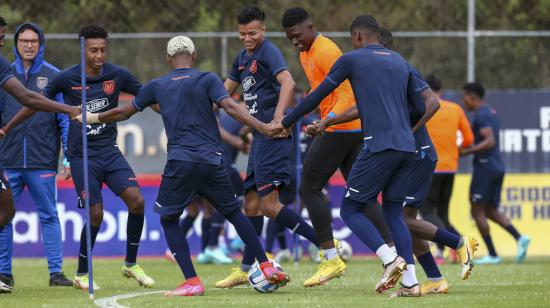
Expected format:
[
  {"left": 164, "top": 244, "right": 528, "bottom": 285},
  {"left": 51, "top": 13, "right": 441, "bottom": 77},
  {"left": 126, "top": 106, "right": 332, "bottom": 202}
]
[
  {"left": 337, "top": 239, "right": 353, "bottom": 262},
  {"left": 248, "top": 260, "right": 283, "bottom": 293}
]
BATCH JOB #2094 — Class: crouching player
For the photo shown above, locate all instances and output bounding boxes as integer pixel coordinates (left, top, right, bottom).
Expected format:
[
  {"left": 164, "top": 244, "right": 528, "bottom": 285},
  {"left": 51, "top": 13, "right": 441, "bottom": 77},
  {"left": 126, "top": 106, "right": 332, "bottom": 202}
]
[{"left": 80, "top": 36, "right": 290, "bottom": 296}]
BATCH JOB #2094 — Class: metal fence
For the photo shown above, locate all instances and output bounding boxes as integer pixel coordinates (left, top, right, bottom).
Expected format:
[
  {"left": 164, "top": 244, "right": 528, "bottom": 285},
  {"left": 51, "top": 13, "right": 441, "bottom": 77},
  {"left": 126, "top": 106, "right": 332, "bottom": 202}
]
[{"left": 2, "top": 0, "right": 550, "bottom": 89}]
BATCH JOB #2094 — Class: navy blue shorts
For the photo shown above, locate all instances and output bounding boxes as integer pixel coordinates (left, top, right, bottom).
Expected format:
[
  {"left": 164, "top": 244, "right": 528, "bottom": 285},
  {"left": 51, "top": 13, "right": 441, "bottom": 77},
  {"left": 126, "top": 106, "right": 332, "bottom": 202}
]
[
  {"left": 404, "top": 151, "right": 437, "bottom": 209},
  {"left": 470, "top": 166, "right": 505, "bottom": 207},
  {"left": 70, "top": 150, "right": 138, "bottom": 206},
  {"left": 155, "top": 160, "right": 241, "bottom": 217},
  {"left": 345, "top": 148, "right": 415, "bottom": 203},
  {"left": 244, "top": 138, "right": 292, "bottom": 198},
  {"left": 0, "top": 168, "right": 10, "bottom": 191},
  {"left": 279, "top": 175, "right": 297, "bottom": 205}
]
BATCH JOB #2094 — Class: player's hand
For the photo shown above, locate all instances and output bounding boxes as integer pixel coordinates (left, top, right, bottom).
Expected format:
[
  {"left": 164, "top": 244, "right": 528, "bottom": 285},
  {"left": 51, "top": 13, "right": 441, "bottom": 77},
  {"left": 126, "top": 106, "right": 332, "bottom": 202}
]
[
  {"left": 0, "top": 128, "right": 6, "bottom": 139},
  {"left": 59, "top": 165, "right": 72, "bottom": 180},
  {"left": 261, "top": 122, "right": 283, "bottom": 137},
  {"left": 236, "top": 139, "right": 248, "bottom": 154},
  {"left": 275, "top": 126, "right": 291, "bottom": 138},
  {"left": 69, "top": 106, "right": 82, "bottom": 120},
  {"left": 306, "top": 120, "right": 328, "bottom": 137},
  {"left": 75, "top": 113, "right": 100, "bottom": 124}
]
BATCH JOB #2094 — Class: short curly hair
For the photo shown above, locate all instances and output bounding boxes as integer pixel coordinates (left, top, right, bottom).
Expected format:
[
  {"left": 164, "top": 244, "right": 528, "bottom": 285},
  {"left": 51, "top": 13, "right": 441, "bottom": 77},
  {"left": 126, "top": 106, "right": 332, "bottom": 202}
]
[
  {"left": 79, "top": 25, "right": 108, "bottom": 39},
  {"left": 237, "top": 6, "right": 266, "bottom": 25},
  {"left": 282, "top": 7, "right": 310, "bottom": 28}
]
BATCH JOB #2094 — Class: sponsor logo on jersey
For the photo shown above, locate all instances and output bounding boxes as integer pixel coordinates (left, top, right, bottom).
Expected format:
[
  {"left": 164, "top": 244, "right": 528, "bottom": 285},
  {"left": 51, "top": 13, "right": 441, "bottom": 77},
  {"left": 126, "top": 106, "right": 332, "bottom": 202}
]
[
  {"left": 249, "top": 60, "right": 257, "bottom": 74},
  {"left": 103, "top": 80, "right": 116, "bottom": 95},
  {"left": 87, "top": 123, "right": 107, "bottom": 136},
  {"left": 86, "top": 98, "right": 109, "bottom": 113},
  {"left": 37, "top": 77, "right": 48, "bottom": 89},
  {"left": 242, "top": 76, "right": 256, "bottom": 92}
]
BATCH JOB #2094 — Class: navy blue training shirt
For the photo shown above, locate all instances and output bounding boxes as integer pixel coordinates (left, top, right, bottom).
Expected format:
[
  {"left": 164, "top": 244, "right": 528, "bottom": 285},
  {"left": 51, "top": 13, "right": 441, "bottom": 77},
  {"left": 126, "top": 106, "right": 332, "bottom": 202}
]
[
  {"left": 133, "top": 68, "right": 229, "bottom": 166},
  {"left": 407, "top": 64, "right": 437, "bottom": 162},
  {"left": 283, "top": 45, "right": 423, "bottom": 154},
  {"left": 228, "top": 39, "right": 288, "bottom": 140},
  {"left": 44, "top": 63, "right": 141, "bottom": 159},
  {"left": 472, "top": 105, "right": 504, "bottom": 170},
  {"left": 0, "top": 55, "right": 15, "bottom": 87}
]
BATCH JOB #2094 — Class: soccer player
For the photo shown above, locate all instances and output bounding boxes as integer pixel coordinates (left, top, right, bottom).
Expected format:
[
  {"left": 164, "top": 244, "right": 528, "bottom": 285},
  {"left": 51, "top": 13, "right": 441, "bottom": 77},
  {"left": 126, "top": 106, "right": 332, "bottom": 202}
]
[
  {"left": 378, "top": 28, "right": 478, "bottom": 294},
  {"left": 3, "top": 25, "right": 155, "bottom": 290},
  {"left": 423, "top": 74, "right": 474, "bottom": 262},
  {"left": 0, "top": 26, "right": 80, "bottom": 295},
  {"left": 461, "top": 82, "right": 531, "bottom": 264},
  {"left": 80, "top": 35, "right": 290, "bottom": 296},
  {"left": 215, "top": 6, "right": 323, "bottom": 289},
  {"left": 281, "top": 7, "right": 395, "bottom": 286},
  {"left": 276, "top": 15, "right": 439, "bottom": 297},
  {"left": 0, "top": 22, "right": 73, "bottom": 289},
  {"left": 309, "top": 27, "right": 476, "bottom": 295}
]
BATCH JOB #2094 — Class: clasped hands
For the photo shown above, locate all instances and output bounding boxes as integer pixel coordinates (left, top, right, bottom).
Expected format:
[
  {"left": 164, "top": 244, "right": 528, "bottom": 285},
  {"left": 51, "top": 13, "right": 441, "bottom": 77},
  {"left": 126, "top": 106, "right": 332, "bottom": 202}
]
[{"left": 262, "top": 117, "right": 329, "bottom": 138}]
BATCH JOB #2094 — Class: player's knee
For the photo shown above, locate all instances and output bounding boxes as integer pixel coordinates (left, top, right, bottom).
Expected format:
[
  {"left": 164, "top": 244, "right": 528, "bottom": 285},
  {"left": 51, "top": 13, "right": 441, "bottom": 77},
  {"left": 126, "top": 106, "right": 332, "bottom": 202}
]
[
  {"left": 127, "top": 195, "right": 145, "bottom": 214},
  {"left": 244, "top": 201, "right": 261, "bottom": 216},
  {"left": 90, "top": 206, "right": 104, "bottom": 226},
  {"left": 259, "top": 202, "right": 277, "bottom": 218}
]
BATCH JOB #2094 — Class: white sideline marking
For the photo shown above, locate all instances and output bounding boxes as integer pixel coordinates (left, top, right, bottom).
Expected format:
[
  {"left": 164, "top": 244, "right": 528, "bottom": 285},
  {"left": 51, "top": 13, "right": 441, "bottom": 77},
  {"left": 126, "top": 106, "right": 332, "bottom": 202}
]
[
  {"left": 94, "top": 287, "right": 238, "bottom": 307},
  {"left": 95, "top": 290, "right": 165, "bottom": 308}
]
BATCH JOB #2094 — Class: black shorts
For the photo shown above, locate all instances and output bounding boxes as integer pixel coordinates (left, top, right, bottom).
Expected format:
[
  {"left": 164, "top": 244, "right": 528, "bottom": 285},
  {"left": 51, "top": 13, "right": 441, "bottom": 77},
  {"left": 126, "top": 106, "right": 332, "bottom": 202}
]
[{"left": 155, "top": 160, "right": 241, "bottom": 217}]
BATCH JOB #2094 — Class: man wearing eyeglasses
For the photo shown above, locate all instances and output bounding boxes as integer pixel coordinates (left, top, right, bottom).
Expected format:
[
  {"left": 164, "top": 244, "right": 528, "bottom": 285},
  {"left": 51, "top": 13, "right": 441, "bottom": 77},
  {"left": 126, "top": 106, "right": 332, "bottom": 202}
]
[{"left": 0, "top": 22, "right": 72, "bottom": 290}]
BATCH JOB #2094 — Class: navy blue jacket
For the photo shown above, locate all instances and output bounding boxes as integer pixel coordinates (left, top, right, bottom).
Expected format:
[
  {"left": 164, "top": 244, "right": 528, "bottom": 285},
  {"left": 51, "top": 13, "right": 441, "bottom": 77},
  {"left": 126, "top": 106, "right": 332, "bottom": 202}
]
[{"left": 0, "top": 23, "right": 68, "bottom": 171}]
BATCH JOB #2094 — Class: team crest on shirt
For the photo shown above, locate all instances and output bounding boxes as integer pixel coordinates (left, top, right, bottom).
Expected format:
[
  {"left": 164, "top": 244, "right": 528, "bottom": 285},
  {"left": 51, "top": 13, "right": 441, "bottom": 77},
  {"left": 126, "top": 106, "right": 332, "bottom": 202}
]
[
  {"left": 103, "top": 80, "right": 116, "bottom": 95},
  {"left": 37, "top": 77, "right": 48, "bottom": 89},
  {"left": 249, "top": 60, "right": 257, "bottom": 74}
]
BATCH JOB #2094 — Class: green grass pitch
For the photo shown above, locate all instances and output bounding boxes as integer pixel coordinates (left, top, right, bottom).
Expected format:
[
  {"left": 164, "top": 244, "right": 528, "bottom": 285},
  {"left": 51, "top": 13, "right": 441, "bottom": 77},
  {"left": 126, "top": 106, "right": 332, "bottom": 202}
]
[{"left": 2, "top": 257, "right": 549, "bottom": 307}]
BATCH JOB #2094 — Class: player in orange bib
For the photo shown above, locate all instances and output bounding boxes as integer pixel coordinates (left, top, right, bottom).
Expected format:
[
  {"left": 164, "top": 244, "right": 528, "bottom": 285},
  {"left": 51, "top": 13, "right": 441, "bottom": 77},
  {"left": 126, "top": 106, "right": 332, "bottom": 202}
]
[
  {"left": 423, "top": 75, "right": 473, "bottom": 261},
  {"left": 282, "top": 7, "right": 393, "bottom": 287}
]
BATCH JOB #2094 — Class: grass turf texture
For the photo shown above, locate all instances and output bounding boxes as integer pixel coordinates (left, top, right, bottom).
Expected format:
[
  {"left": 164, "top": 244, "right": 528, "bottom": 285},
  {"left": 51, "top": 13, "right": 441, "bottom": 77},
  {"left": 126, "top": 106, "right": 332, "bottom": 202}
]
[{"left": 2, "top": 257, "right": 549, "bottom": 307}]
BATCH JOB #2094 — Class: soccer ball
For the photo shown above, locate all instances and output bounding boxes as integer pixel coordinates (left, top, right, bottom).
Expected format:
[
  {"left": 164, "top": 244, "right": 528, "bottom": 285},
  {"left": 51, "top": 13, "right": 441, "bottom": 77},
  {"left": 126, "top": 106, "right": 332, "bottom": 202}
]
[
  {"left": 248, "top": 260, "right": 283, "bottom": 293},
  {"left": 337, "top": 240, "right": 353, "bottom": 262}
]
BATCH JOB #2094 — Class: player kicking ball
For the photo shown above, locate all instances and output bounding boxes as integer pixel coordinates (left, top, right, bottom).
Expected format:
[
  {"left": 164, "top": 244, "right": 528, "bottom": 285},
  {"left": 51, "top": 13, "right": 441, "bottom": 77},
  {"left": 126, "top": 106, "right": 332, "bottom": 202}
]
[
  {"left": 5, "top": 25, "right": 154, "bottom": 290},
  {"left": 78, "top": 35, "right": 290, "bottom": 296},
  {"left": 216, "top": 6, "right": 327, "bottom": 289}
]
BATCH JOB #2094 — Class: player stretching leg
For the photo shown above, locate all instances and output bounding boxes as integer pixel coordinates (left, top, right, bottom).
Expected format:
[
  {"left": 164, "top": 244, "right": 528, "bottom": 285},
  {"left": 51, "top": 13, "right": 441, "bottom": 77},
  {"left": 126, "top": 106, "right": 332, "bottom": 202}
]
[
  {"left": 83, "top": 36, "right": 289, "bottom": 296},
  {"left": 461, "top": 82, "right": 530, "bottom": 264},
  {"left": 5, "top": 25, "right": 154, "bottom": 290},
  {"left": 216, "top": 6, "right": 323, "bottom": 289},
  {"left": 277, "top": 15, "right": 439, "bottom": 297}
]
